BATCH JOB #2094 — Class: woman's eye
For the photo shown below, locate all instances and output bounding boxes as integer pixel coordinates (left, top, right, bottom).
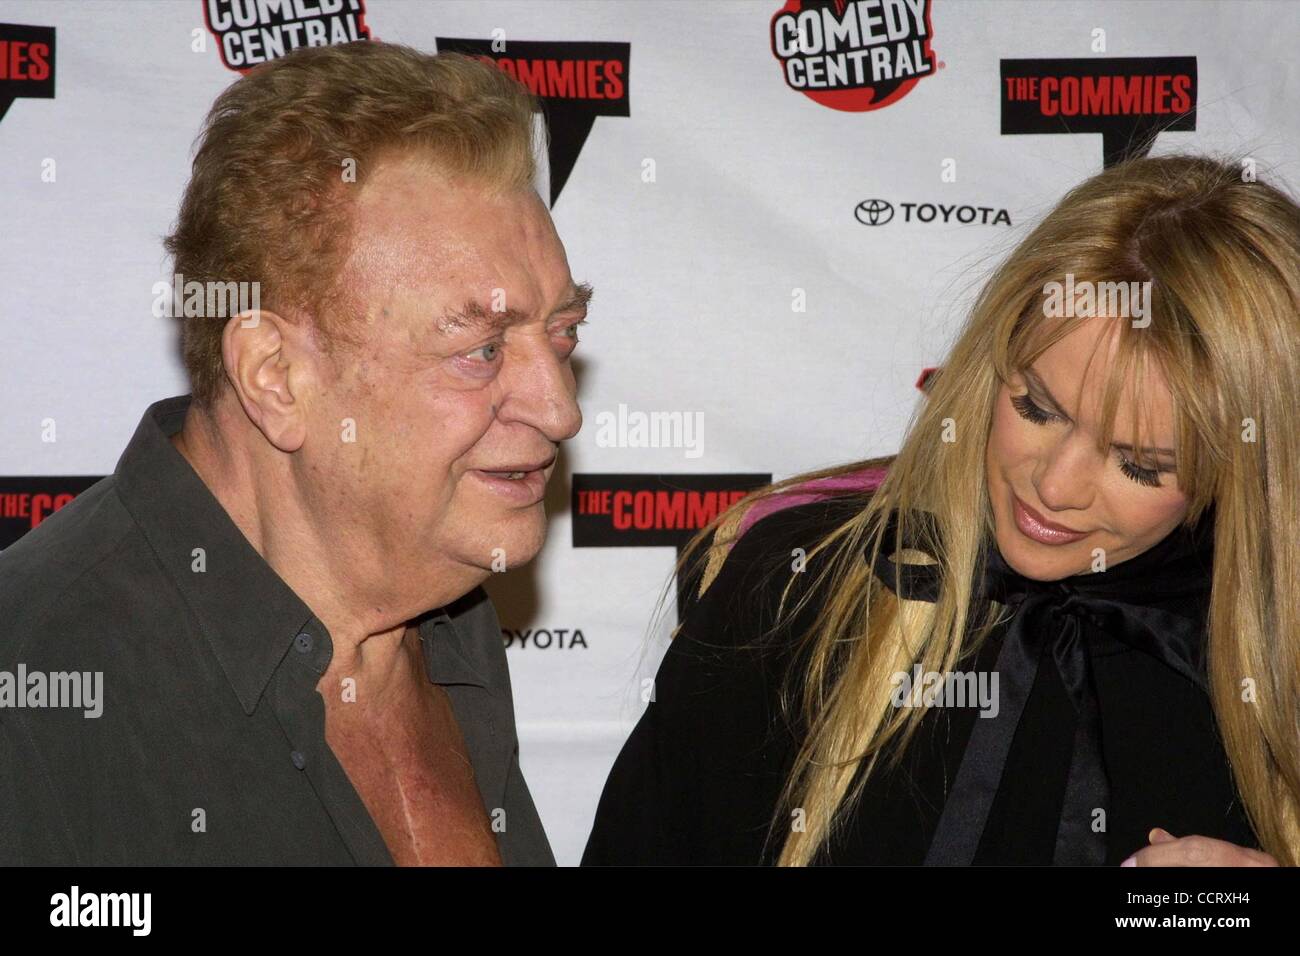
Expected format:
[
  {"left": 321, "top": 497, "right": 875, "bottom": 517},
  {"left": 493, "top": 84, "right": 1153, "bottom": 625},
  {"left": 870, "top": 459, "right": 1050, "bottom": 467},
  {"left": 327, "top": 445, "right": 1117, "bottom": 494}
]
[
  {"left": 466, "top": 343, "right": 501, "bottom": 362},
  {"left": 1013, "top": 391, "right": 1167, "bottom": 488},
  {"left": 1010, "top": 392, "right": 1057, "bottom": 425},
  {"left": 1117, "top": 452, "right": 1162, "bottom": 488}
]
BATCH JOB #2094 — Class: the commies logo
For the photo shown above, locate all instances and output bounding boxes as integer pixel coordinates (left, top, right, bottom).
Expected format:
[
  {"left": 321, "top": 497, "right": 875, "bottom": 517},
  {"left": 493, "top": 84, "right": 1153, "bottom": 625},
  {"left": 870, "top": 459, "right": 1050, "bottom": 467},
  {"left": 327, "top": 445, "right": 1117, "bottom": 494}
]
[
  {"left": 573, "top": 473, "right": 771, "bottom": 616},
  {"left": 1001, "top": 57, "right": 1197, "bottom": 167},
  {"left": 770, "top": 0, "right": 936, "bottom": 112},
  {"left": 0, "top": 477, "right": 102, "bottom": 549},
  {"left": 203, "top": 0, "right": 370, "bottom": 72},
  {"left": 0, "top": 22, "right": 54, "bottom": 125},
  {"left": 436, "top": 37, "right": 630, "bottom": 207}
]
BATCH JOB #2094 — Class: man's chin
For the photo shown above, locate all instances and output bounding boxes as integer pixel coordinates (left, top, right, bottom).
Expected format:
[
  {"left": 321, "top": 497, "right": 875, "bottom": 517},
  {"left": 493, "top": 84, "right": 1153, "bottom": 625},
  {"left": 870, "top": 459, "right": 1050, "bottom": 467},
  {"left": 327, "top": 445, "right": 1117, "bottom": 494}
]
[{"left": 476, "top": 515, "right": 548, "bottom": 572}]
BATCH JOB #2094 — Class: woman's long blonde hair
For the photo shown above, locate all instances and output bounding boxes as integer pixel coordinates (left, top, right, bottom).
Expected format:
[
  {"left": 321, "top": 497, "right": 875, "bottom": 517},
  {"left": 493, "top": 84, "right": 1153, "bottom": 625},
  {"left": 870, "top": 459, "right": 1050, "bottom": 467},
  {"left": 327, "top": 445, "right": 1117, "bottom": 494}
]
[{"left": 675, "top": 155, "right": 1300, "bottom": 866}]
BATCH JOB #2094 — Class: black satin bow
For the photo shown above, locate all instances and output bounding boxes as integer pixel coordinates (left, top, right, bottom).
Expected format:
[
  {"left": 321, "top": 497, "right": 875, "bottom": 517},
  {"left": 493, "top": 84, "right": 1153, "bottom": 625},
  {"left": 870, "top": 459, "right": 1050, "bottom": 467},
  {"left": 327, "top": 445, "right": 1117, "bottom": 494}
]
[{"left": 867, "top": 504, "right": 1216, "bottom": 865}]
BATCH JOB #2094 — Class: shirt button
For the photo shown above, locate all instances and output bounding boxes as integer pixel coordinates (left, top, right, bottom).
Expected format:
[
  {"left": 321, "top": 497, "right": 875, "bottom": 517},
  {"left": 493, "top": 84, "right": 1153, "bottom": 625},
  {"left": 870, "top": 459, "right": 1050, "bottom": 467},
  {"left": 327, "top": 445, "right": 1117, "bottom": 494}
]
[
  {"left": 290, "top": 751, "right": 306, "bottom": 770},
  {"left": 294, "top": 632, "right": 313, "bottom": 654}
]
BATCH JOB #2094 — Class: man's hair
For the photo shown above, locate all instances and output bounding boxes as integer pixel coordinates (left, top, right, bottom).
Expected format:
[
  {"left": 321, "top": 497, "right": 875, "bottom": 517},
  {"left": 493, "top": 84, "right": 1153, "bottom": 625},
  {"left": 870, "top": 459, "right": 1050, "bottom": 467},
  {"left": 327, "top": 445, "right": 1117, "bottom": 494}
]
[{"left": 164, "top": 41, "right": 540, "bottom": 408}]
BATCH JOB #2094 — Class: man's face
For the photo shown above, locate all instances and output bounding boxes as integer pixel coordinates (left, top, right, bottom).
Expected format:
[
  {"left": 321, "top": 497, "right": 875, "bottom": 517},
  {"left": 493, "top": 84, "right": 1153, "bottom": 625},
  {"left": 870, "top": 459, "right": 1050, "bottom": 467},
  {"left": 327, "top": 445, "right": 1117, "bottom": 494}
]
[
  {"left": 985, "top": 314, "right": 1189, "bottom": 581},
  {"left": 302, "top": 156, "right": 585, "bottom": 587}
]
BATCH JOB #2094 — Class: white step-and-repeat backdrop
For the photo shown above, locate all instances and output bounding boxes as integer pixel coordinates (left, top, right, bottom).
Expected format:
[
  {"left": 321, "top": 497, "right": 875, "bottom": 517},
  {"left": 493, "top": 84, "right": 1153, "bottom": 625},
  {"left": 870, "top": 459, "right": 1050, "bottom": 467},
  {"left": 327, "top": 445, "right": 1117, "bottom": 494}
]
[{"left": 2, "top": 0, "right": 1297, "bottom": 864}]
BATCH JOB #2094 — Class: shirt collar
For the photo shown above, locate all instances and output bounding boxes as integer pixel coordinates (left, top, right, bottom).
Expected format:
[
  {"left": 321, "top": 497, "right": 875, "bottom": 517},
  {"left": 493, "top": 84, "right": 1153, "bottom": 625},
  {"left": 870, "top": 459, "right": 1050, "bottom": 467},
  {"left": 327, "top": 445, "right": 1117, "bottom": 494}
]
[
  {"left": 113, "top": 395, "right": 495, "bottom": 713},
  {"left": 417, "top": 604, "right": 495, "bottom": 693},
  {"left": 113, "top": 395, "right": 315, "bottom": 714}
]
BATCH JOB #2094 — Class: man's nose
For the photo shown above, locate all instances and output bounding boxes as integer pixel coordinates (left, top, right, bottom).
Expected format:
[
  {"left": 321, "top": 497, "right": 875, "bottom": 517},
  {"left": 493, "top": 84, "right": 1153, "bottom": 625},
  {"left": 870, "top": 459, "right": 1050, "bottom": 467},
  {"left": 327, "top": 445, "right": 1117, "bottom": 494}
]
[{"left": 499, "top": 348, "right": 582, "bottom": 442}]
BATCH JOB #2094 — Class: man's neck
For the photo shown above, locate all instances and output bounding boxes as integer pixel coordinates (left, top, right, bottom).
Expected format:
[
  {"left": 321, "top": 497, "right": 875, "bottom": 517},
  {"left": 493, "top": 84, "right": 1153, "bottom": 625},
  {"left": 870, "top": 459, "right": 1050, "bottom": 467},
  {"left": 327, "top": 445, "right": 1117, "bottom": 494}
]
[{"left": 167, "top": 402, "right": 471, "bottom": 683}]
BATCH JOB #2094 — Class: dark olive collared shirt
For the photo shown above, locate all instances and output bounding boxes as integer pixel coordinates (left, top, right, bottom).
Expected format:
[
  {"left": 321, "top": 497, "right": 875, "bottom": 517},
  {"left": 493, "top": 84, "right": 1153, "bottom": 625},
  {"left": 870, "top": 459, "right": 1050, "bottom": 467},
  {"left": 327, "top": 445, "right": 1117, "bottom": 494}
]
[{"left": 0, "top": 395, "right": 555, "bottom": 865}]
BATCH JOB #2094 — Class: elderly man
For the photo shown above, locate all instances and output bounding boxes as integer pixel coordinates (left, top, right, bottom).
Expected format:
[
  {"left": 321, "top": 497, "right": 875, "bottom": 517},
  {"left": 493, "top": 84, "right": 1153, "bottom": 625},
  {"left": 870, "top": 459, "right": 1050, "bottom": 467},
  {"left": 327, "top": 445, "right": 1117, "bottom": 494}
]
[{"left": 0, "top": 42, "right": 586, "bottom": 865}]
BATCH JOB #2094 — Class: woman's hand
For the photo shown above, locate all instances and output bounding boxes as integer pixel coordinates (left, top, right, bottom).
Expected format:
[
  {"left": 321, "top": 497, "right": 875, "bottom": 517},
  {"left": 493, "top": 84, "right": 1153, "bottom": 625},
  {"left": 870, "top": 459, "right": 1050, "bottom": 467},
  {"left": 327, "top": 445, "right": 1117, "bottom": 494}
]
[{"left": 1121, "top": 827, "right": 1278, "bottom": 867}]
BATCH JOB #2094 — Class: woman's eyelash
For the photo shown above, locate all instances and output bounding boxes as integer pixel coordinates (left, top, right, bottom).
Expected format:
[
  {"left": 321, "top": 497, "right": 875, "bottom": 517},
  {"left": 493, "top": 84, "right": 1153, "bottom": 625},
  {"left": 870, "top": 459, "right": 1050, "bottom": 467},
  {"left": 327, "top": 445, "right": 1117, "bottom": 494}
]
[
  {"left": 1010, "top": 392, "right": 1057, "bottom": 425},
  {"left": 1009, "top": 392, "right": 1163, "bottom": 488},
  {"left": 1117, "top": 454, "right": 1162, "bottom": 488}
]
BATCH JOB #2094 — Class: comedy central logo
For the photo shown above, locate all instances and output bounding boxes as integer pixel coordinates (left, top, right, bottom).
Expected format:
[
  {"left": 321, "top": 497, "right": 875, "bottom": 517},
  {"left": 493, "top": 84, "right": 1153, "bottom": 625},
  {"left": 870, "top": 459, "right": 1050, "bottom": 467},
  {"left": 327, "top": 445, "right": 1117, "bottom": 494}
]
[
  {"left": 204, "top": 0, "right": 370, "bottom": 72},
  {"left": 770, "top": 0, "right": 936, "bottom": 112}
]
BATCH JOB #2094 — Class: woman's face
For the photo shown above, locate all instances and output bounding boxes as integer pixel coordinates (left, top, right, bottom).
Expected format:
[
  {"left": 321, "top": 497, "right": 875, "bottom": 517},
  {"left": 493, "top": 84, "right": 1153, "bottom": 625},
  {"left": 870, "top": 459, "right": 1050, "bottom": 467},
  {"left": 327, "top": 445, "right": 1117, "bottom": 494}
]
[{"left": 985, "top": 314, "right": 1189, "bottom": 581}]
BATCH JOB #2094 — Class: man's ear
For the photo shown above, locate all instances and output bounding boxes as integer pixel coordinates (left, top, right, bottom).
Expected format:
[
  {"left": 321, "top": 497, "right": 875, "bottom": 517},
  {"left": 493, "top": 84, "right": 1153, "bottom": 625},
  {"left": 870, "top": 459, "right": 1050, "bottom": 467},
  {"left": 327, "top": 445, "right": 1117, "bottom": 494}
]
[{"left": 221, "top": 309, "right": 312, "bottom": 453}]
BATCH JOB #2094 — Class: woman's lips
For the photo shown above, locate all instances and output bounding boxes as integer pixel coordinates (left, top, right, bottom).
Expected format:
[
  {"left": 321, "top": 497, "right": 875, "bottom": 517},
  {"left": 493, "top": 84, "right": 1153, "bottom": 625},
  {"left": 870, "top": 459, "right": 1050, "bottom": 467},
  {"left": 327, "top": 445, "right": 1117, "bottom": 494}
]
[{"left": 1013, "top": 494, "right": 1090, "bottom": 545}]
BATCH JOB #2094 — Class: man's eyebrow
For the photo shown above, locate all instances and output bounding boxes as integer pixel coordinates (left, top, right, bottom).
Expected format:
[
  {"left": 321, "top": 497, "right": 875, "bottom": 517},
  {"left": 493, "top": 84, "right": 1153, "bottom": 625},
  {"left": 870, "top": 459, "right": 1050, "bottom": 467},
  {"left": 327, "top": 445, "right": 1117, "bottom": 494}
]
[
  {"left": 1024, "top": 365, "right": 1177, "bottom": 459},
  {"left": 436, "top": 301, "right": 529, "bottom": 336},
  {"left": 435, "top": 281, "right": 593, "bottom": 336},
  {"left": 554, "top": 281, "right": 594, "bottom": 315}
]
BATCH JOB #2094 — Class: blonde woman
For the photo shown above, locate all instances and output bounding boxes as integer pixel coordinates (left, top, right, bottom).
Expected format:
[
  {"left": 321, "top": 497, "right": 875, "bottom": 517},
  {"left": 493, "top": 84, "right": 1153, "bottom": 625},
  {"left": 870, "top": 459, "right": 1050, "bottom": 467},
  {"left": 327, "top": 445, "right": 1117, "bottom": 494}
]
[{"left": 583, "top": 155, "right": 1298, "bottom": 866}]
